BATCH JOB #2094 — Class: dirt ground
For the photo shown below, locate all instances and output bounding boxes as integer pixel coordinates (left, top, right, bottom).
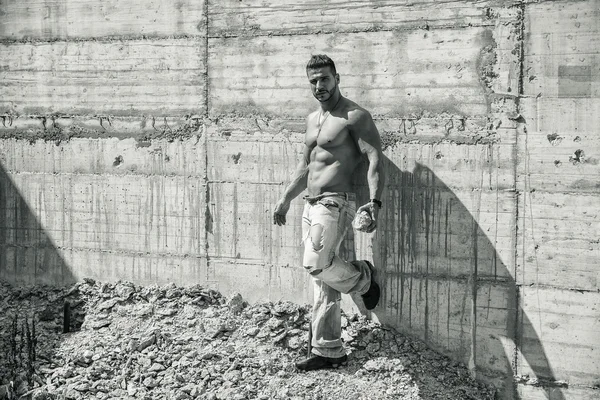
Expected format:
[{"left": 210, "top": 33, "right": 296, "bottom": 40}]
[{"left": 0, "top": 280, "right": 496, "bottom": 400}]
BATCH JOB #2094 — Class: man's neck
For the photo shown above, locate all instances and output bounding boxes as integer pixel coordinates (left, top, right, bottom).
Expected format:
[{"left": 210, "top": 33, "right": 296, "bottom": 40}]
[{"left": 320, "top": 92, "right": 342, "bottom": 113}]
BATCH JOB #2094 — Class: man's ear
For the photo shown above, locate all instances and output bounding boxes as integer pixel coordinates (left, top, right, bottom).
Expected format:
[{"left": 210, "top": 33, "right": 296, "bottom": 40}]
[{"left": 335, "top": 73, "right": 340, "bottom": 84}]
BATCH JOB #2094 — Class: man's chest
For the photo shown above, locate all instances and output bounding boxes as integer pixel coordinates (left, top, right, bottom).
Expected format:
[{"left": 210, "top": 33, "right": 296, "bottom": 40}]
[{"left": 306, "top": 118, "right": 352, "bottom": 148}]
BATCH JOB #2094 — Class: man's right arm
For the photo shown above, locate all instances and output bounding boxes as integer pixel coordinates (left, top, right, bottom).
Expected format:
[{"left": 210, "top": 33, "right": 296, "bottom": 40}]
[{"left": 273, "top": 144, "right": 311, "bottom": 226}]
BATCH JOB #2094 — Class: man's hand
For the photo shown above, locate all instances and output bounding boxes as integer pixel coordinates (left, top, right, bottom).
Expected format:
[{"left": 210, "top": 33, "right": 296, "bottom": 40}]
[
  {"left": 356, "top": 202, "right": 380, "bottom": 233},
  {"left": 273, "top": 198, "right": 291, "bottom": 226}
]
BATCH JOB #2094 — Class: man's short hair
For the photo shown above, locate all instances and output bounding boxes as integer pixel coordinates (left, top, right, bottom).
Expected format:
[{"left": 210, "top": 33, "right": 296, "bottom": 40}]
[{"left": 306, "top": 54, "right": 337, "bottom": 76}]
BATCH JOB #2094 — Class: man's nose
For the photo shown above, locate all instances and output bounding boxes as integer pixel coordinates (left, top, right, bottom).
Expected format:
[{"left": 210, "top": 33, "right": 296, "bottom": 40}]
[{"left": 315, "top": 80, "right": 324, "bottom": 89}]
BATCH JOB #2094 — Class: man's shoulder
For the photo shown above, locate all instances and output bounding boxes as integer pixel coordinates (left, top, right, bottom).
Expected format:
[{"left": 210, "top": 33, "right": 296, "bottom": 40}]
[{"left": 345, "top": 102, "right": 372, "bottom": 124}]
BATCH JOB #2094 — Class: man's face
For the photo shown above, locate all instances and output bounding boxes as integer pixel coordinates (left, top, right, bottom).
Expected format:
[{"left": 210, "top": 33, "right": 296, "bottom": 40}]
[{"left": 307, "top": 67, "right": 338, "bottom": 102}]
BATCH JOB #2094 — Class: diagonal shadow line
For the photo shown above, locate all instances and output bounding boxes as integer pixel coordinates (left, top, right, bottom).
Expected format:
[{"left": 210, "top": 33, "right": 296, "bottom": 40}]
[
  {"left": 0, "top": 161, "right": 81, "bottom": 392},
  {"left": 348, "top": 157, "right": 564, "bottom": 400},
  {"left": 0, "top": 163, "right": 74, "bottom": 285}
]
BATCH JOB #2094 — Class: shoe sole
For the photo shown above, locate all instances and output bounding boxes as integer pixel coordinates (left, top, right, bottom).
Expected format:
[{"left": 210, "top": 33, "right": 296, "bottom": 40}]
[
  {"left": 296, "top": 361, "right": 348, "bottom": 371},
  {"left": 363, "top": 260, "right": 380, "bottom": 310},
  {"left": 295, "top": 358, "right": 348, "bottom": 371}
]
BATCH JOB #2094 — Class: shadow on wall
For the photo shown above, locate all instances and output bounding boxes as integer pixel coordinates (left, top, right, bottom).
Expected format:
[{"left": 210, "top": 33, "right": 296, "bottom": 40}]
[
  {"left": 0, "top": 163, "right": 74, "bottom": 285},
  {"left": 0, "top": 162, "right": 82, "bottom": 393},
  {"left": 351, "top": 158, "right": 565, "bottom": 400}
]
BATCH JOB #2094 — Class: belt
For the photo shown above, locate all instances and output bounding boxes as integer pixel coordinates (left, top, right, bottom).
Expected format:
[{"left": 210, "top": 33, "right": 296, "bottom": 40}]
[{"left": 303, "top": 192, "right": 349, "bottom": 205}]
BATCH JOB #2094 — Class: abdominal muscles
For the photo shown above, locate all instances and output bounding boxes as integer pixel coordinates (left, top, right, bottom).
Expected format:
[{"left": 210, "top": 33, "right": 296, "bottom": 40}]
[{"left": 307, "top": 146, "right": 358, "bottom": 195}]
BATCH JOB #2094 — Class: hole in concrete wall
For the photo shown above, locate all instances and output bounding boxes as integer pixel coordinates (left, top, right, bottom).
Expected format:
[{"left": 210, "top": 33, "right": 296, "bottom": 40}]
[
  {"left": 113, "top": 155, "right": 124, "bottom": 167},
  {"left": 569, "top": 149, "right": 585, "bottom": 164},
  {"left": 546, "top": 133, "right": 563, "bottom": 146}
]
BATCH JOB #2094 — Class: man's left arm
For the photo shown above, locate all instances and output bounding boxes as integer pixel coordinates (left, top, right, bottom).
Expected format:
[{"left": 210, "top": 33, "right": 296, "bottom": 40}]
[{"left": 350, "top": 110, "right": 386, "bottom": 233}]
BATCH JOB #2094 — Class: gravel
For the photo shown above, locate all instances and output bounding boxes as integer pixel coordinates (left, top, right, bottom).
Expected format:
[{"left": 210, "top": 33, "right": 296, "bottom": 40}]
[{"left": 0, "top": 280, "right": 495, "bottom": 399}]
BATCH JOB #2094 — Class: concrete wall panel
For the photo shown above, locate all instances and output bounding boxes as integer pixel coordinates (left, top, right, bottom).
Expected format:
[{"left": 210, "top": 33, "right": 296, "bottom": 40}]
[
  {"left": 208, "top": 0, "right": 513, "bottom": 36},
  {"left": 1, "top": 173, "right": 206, "bottom": 256},
  {"left": 210, "top": 260, "right": 310, "bottom": 305},
  {"left": 384, "top": 142, "right": 516, "bottom": 191},
  {"left": 1, "top": 0, "right": 599, "bottom": 398},
  {"left": 518, "top": 238, "right": 599, "bottom": 290},
  {"left": 518, "top": 286, "right": 600, "bottom": 386},
  {"left": 206, "top": 138, "right": 302, "bottom": 184},
  {"left": 0, "top": 246, "right": 70, "bottom": 286},
  {"left": 377, "top": 186, "right": 516, "bottom": 275},
  {"left": 521, "top": 98, "right": 600, "bottom": 134},
  {"left": 210, "top": 115, "right": 517, "bottom": 145},
  {"left": 206, "top": 137, "right": 516, "bottom": 190},
  {"left": 379, "top": 276, "right": 517, "bottom": 380},
  {"left": 523, "top": 0, "right": 600, "bottom": 98},
  {"left": 518, "top": 384, "right": 600, "bottom": 400},
  {"left": 0, "top": 136, "right": 206, "bottom": 176},
  {"left": 0, "top": 116, "right": 205, "bottom": 142},
  {"left": 519, "top": 139, "right": 600, "bottom": 194},
  {"left": 516, "top": 191, "right": 600, "bottom": 290},
  {"left": 0, "top": 39, "right": 206, "bottom": 116},
  {"left": 0, "top": 0, "right": 205, "bottom": 40},
  {"left": 517, "top": 0, "right": 600, "bottom": 299},
  {"left": 60, "top": 249, "right": 210, "bottom": 287},
  {"left": 207, "top": 181, "right": 304, "bottom": 267},
  {"left": 208, "top": 28, "right": 495, "bottom": 118}
]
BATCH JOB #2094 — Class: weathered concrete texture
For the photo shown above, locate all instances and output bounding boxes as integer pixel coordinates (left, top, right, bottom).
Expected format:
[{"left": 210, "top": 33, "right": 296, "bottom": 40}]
[
  {"left": 2, "top": 172, "right": 207, "bottom": 255},
  {"left": 523, "top": 0, "right": 600, "bottom": 98},
  {"left": 514, "top": 126, "right": 600, "bottom": 193},
  {"left": 212, "top": 114, "right": 509, "bottom": 146},
  {"left": 518, "top": 287, "right": 600, "bottom": 383},
  {"left": 210, "top": 260, "right": 310, "bottom": 304},
  {"left": 518, "top": 385, "right": 600, "bottom": 400},
  {"left": 208, "top": 0, "right": 514, "bottom": 35},
  {"left": 0, "top": 136, "right": 209, "bottom": 288},
  {"left": 379, "top": 276, "right": 517, "bottom": 382},
  {"left": 209, "top": 28, "right": 500, "bottom": 118},
  {"left": 0, "top": 0, "right": 206, "bottom": 40},
  {"left": 1, "top": 0, "right": 599, "bottom": 399},
  {"left": 514, "top": 0, "right": 600, "bottom": 397},
  {"left": 205, "top": 135, "right": 303, "bottom": 184},
  {"left": 0, "top": 39, "right": 206, "bottom": 116},
  {"left": 521, "top": 97, "right": 600, "bottom": 133},
  {"left": 516, "top": 191, "right": 599, "bottom": 290},
  {"left": 60, "top": 249, "right": 210, "bottom": 287},
  {"left": 203, "top": 123, "right": 520, "bottom": 392},
  {"left": 0, "top": 162, "right": 75, "bottom": 286},
  {"left": 0, "top": 136, "right": 206, "bottom": 176},
  {"left": 0, "top": 116, "right": 205, "bottom": 143}
]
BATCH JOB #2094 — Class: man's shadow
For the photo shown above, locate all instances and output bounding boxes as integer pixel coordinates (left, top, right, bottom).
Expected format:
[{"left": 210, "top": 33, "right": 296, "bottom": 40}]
[{"left": 342, "top": 156, "right": 565, "bottom": 400}]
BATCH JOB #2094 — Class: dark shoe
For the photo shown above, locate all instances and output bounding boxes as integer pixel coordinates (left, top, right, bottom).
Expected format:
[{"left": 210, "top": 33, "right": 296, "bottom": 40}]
[
  {"left": 295, "top": 354, "right": 348, "bottom": 371},
  {"left": 362, "top": 261, "right": 380, "bottom": 310}
]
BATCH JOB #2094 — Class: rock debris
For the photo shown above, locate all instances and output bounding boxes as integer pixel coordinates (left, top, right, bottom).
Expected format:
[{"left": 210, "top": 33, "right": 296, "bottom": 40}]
[{"left": 0, "top": 280, "right": 495, "bottom": 399}]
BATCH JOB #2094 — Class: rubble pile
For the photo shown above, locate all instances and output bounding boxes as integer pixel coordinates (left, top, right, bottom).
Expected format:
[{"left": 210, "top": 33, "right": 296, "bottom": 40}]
[{"left": 0, "top": 280, "right": 495, "bottom": 399}]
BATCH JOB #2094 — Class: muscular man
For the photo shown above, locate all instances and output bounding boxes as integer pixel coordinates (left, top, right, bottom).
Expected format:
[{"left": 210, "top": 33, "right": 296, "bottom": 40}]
[{"left": 273, "top": 54, "right": 386, "bottom": 371}]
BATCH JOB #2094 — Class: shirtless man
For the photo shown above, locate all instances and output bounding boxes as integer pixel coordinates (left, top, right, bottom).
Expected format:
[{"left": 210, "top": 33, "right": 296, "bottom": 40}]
[{"left": 273, "top": 54, "right": 386, "bottom": 371}]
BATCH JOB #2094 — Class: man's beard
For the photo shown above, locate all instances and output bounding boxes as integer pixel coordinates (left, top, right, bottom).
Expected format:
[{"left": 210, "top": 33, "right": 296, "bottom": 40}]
[{"left": 314, "top": 82, "right": 337, "bottom": 103}]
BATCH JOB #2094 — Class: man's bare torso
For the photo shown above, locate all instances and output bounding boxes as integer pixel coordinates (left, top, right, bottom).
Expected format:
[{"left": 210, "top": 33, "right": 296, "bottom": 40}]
[{"left": 305, "top": 99, "right": 363, "bottom": 196}]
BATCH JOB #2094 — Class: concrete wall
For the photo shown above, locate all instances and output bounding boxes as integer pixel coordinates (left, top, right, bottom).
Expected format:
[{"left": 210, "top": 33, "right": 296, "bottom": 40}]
[{"left": 0, "top": 0, "right": 598, "bottom": 398}]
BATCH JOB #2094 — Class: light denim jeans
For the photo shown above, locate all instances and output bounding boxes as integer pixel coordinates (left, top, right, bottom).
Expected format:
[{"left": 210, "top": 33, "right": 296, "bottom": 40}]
[{"left": 301, "top": 192, "right": 372, "bottom": 358}]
